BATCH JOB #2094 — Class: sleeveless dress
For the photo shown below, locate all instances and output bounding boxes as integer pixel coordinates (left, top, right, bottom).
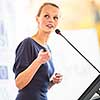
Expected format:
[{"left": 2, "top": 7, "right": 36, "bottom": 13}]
[{"left": 13, "top": 37, "right": 55, "bottom": 100}]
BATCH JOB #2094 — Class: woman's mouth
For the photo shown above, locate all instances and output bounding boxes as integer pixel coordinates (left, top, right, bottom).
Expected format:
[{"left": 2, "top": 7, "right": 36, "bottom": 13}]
[{"left": 46, "top": 24, "right": 54, "bottom": 29}]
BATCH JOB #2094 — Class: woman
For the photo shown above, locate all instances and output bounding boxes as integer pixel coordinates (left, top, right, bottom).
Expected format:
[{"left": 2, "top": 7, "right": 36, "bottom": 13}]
[{"left": 13, "top": 2, "right": 63, "bottom": 100}]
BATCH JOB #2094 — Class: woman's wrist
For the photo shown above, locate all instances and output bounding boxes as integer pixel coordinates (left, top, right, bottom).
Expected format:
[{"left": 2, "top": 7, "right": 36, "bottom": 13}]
[
  {"left": 50, "top": 80, "right": 55, "bottom": 85},
  {"left": 48, "top": 80, "right": 55, "bottom": 89}
]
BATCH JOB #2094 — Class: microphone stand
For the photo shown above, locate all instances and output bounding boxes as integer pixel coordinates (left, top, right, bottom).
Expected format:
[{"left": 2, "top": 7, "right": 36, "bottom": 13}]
[{"left": 55, "top": 29, "right": 100, "bottom": 100}]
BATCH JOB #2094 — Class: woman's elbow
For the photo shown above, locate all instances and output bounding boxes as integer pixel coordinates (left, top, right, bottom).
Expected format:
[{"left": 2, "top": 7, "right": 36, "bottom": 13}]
[{"left": 15, "top": 77, "right": 23, "bottom": 90}]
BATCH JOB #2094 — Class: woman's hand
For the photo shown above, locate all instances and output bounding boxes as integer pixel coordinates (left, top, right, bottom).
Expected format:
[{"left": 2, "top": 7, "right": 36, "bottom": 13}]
[
  {"left": 37, "top": 49, "right": 51, "bottom": 64},
  {"left": 52, "top": 73, "right": 63, "bottom": 84},
  {"left": 48, "top": 73, "right": 63, "bottom": 89}
]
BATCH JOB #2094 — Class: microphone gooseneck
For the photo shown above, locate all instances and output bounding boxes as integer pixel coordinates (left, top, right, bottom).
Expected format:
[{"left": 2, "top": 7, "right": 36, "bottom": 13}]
[{"left": 55, "top": 29, "right": 100, "bottom": 73}]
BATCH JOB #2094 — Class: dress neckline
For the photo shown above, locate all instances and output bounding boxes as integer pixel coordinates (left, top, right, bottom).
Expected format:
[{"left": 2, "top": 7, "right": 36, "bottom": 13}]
[{"left": 29, "top": 37, "right": 48, "bottom": 48}]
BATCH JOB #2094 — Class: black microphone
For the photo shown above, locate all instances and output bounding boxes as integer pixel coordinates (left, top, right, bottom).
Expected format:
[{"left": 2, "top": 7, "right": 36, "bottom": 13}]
[{"left": 55, "top": 29, "right": 100, "bottom": 73}]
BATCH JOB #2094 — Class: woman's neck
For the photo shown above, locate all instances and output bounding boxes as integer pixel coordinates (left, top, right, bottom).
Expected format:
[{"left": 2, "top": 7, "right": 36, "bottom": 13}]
[{"left": 32, "top": 31, "right": 50, "bottom": 46}]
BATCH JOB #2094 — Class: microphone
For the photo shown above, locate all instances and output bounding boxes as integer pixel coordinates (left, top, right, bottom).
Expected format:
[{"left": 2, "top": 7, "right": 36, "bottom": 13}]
[
  {"left": 55, "top": 29, "right": 61, "bottom": 35},
  {"left": 55, "top": 29, "right": 100, "bottom": 73}
]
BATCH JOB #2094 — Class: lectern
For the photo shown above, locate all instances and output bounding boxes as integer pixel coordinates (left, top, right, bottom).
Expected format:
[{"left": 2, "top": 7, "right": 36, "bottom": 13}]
[{"left": 78, "top": 74, "right": 100, "bottom": 100}]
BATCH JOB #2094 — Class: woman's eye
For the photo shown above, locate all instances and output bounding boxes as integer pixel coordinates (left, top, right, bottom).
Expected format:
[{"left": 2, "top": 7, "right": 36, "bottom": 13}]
[
  {"left": 44, "top": 15, "right": 49, "bottom": 18},
  {"left": 54, "top": 16, "right": 58, "bottom": 20}
]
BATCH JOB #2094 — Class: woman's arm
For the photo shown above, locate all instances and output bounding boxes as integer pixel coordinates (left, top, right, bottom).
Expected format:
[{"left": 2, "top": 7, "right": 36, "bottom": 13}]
[
  {"left": 15, "top": 50, "right": 50, "bottom": 90},
  {"left": 15, "top": 58, "right": 41, "bottom": 90}
]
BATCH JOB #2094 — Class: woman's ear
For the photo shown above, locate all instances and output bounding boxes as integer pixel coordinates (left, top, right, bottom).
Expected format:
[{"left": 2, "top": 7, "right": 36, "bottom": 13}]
[{"left": 36, "top": 16, "right": 39, "bottom": 23}]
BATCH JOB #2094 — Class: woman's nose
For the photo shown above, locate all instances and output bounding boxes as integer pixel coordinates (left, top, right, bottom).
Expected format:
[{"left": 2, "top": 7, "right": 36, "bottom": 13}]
[{"left": 48, "top": 17, "right": 54, "bottom": 22}]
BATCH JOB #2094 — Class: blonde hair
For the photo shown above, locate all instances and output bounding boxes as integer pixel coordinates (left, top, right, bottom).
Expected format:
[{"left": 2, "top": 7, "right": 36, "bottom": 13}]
[{"left": 37, "top": 2, "right": 59, "bottom": 17}]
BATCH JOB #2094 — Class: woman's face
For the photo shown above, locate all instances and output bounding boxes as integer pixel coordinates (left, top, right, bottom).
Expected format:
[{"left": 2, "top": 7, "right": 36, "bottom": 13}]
[{"left": 36, "top": 5, "right": 60, "bottom": 33}]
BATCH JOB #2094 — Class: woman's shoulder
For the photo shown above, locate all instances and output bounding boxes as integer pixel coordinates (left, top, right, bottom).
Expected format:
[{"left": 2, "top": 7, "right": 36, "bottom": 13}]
[
  {"left": 22, "top": 37, "right": 33, "bottom": 43},
  {"left": 16, "top": 37, "right": 33, "bottom": 52},
  {"left": 18, "top": 37, "right": 34, "bottom": 46}
]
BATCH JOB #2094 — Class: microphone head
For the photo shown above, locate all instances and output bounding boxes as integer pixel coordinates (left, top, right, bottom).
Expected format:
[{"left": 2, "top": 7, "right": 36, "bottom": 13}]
[{"left": 55, "top": 29, "right": 61, "bottom": 35}]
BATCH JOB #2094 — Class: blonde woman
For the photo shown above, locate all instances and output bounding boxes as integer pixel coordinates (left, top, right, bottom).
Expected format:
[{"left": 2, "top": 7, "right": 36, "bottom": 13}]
[{"left": 13, "top": 2, "right": 63, "bottom": 100}]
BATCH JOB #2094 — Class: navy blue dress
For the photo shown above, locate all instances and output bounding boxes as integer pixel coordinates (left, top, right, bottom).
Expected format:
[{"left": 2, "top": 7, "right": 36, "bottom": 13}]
[{"left": 13, "top": 37, "right": 55, "bottom": 100}]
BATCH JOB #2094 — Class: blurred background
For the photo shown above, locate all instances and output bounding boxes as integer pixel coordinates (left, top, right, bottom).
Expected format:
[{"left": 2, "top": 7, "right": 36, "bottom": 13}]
[{"left": 0, "top": 0, "right": 100, "bottom": 100}]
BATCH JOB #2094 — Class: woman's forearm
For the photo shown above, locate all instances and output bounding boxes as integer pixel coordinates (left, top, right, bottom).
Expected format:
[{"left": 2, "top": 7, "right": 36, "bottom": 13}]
[{"left": 15, "top": 58, "right": 42, "bottom": 90}]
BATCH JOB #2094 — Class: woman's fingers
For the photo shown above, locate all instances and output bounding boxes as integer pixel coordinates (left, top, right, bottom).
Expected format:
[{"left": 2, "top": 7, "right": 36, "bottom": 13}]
[
  {"left": 52, "top": 73, "right": 63, "bottom": 84},
  {"left": 38, "top": 49, "right": 51, "bottom": 64}
]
